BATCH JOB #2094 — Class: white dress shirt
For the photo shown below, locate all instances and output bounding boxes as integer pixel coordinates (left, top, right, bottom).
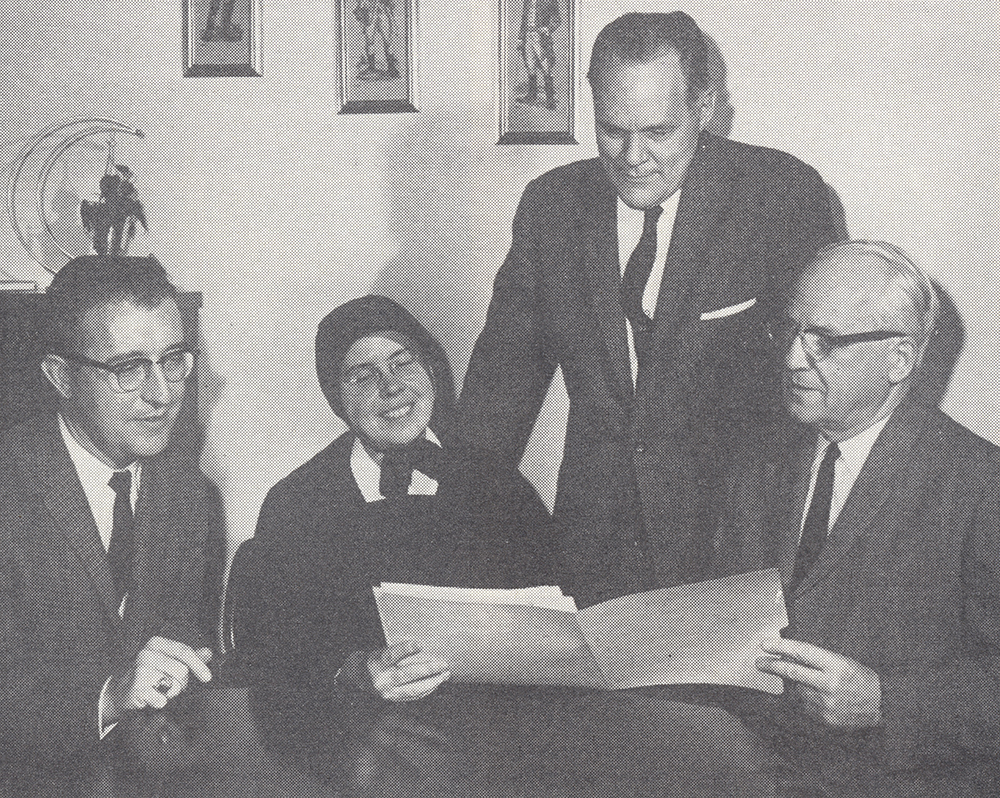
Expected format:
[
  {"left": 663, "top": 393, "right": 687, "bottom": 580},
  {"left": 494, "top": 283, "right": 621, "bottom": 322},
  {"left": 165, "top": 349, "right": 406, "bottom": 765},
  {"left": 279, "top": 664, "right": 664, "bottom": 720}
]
[
  {"left": 799, "top": 414, "right": 892, "bottom": 540},
  {"left": 351, "top": 429, "right": 441, "bottom": 502},
  {"left": 617, "top": 191, "right": 683, "bottom": 385},
  {"left": 59, "top": 414, "right": 139, "bottom": 553}
]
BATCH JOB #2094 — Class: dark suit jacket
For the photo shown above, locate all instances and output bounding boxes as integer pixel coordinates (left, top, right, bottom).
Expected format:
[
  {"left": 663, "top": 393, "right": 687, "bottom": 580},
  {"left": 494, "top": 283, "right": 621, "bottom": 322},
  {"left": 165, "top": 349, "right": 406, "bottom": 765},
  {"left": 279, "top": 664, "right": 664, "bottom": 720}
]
[
  {"left": 0, "top": 415, "right": 223, "bottom": 797},
  {"left": 711, "top": 400, "right": 1000, "bottom": 797},
  {"left": 456, "top": 133, "right": 839, "bottom": 604}
]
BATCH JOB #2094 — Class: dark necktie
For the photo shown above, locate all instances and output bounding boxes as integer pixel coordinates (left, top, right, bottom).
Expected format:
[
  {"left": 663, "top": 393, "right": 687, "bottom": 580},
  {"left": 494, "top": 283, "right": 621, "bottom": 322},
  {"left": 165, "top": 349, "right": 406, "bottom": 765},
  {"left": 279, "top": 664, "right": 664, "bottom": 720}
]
[
  {"left": 379, "top": 440, "right": 446, "bottom": 497},
  {"left": 108, "top": 470, "right": 135, "bottom": 604},
  {"left": 620, "top": 206, "right": 663, "bottom": 368},
  {"left": 790, "top": 442, "right": 840, "bottom": 590}
]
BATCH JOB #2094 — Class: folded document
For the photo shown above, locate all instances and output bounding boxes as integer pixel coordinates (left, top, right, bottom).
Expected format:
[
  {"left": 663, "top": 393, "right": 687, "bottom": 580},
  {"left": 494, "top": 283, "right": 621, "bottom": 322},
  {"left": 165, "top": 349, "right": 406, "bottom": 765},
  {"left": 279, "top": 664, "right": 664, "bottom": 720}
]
[{"left": 373, "top": 569, "right": 787, "bottom": 694}]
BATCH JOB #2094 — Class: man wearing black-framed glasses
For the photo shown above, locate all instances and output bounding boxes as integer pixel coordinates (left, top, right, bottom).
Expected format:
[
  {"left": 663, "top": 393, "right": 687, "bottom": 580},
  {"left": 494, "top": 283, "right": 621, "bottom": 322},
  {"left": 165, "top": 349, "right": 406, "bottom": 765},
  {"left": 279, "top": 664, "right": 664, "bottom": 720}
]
[
  {"left": 1, "top": 255, "right": 223, "bottom": 796},
  {"left": 711, "top": 241, "right": 1000, "bottom": 796},
  {"left": 55, "top": 347, "right": 197, "bottom": 394}
]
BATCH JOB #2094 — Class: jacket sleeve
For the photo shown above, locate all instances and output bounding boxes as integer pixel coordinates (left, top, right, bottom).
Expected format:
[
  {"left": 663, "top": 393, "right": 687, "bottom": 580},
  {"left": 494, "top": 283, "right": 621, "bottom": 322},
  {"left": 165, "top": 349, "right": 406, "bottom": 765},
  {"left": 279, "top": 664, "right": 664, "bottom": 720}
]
[
  {"left": 0, "top": 508, "right": 108, "bottom": 769},
  {"left": 453, "top": 179, "right": 559, "bottom": 467},
  {"left": 878, "top": 474, "right": 1000, "bottom": 772}
]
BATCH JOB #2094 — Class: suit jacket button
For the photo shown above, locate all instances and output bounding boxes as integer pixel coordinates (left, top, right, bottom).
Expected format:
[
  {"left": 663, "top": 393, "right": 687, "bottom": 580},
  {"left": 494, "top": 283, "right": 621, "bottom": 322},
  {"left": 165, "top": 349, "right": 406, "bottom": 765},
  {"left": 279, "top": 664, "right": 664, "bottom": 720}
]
[{"left": 635, "top": 443, "right": 645, "bottom": 455}]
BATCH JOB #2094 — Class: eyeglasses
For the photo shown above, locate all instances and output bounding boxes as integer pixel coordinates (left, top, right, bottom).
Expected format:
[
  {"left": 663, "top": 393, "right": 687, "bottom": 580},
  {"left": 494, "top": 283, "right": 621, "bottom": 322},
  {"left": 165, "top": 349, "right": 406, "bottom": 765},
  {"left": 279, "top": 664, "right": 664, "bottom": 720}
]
[
  {"left": 341, "top": 350, "right": 424, "bottom": 391},
  {"left": 59, "top": 348, "right": 197, "bottom": 393},
  {"left": 766, "top": 319, "right": 907, "bottom": 362}
]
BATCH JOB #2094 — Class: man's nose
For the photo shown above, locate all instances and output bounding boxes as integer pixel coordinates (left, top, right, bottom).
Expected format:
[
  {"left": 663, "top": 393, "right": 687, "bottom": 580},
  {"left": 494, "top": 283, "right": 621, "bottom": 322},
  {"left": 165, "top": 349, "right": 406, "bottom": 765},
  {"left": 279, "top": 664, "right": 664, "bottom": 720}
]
[
  {"left": 785, "top": 333, "right": 811, "bottom": 370},
  {"left": 139, "top": 362, "right": 172, "bottom": 406},
  {"left": 377, "top": 368, "right": 406, "bottom": 396},
  {"left": 623, "top": 132, "right": 647, "bottom": 166}
]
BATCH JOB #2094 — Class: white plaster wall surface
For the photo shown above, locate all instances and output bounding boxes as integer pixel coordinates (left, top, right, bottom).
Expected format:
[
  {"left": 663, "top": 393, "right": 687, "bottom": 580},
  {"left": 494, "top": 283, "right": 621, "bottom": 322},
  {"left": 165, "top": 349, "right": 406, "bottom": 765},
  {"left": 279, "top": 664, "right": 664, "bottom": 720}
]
[{"left": 1, "top": 0, "right": 997, "bottom": 543}]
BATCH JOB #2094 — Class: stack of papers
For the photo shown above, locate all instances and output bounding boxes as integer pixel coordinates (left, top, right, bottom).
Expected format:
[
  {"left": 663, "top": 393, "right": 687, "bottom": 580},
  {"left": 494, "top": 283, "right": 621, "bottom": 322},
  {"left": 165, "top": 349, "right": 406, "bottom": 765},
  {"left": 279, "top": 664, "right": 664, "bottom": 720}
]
[{"left": 373, "top": 569, "right": 787, "bottom": 694}]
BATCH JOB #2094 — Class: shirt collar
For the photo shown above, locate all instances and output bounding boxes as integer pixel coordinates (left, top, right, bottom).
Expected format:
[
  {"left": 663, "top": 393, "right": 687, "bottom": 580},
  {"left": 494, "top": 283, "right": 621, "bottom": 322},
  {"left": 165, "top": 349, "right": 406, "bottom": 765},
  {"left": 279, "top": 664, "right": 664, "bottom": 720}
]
[
  {"left": 813, "top": 413, "right": 892, "bottom": 473},
  {"left": 59, "top": 413, "right": 138, "bottom": 487},
  {"left": 616, "top": 189, "right": 682, "bottom": 231},
  {"left": 351, "top": 428, "right": 441, "bottom": 503},
  {"left": 58, "top": 414, "right": 139, "bottom": 548}
]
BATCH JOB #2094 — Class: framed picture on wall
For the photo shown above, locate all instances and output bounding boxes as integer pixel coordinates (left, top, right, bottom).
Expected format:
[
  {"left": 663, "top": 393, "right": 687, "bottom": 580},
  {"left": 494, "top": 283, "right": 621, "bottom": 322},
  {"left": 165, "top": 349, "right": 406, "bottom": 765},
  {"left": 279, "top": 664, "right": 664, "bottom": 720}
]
[
  {"left": 337, "top": 0, "right": 418, "bottom": 113},
  {"left": 183, "top": 0, "right": 262, "bottom": 76},
  {"left": 498, "top": 0, "right": 576, "bottom": 144}
]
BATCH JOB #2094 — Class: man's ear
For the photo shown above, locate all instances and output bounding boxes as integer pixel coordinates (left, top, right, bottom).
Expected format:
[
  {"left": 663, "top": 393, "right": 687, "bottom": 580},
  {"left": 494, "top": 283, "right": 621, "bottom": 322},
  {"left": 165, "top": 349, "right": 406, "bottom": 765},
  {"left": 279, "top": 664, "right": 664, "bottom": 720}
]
[
  {"left": 41, "top": 355, "right": 74, "bottom": 399},
  {"left": 697, "top": 90, "right": 717, "bottom": 131},
  {"left": 887, "top": 337, "right": 918, "bottom": 384}
]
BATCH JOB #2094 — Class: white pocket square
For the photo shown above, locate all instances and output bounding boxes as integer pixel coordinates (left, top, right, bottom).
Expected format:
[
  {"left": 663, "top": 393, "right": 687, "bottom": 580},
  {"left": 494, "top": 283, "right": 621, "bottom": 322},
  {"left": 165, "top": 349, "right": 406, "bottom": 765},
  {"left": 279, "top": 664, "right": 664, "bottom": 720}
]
[{"left": 700, "top": 297, "right": 757, "bottom": 321}]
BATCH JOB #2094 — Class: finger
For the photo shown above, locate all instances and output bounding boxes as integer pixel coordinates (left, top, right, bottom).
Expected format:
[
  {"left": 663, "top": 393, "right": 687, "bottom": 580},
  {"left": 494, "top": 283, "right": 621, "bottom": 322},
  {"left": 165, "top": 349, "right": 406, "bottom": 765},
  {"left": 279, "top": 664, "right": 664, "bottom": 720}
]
[
  {"left": 371, "top": 640, "right": 421, "bottom": 670},
  {"left": 756, "top": 656, "right": 828, "bottom": 691},
  {"left": 760, "top": 637, "right": 842, "bottom": 670},
  {"left": 135, "top": 655, "right": 191, "bottom": 698},
  {"left": 383, "top": 671, "right": 450, "bottom": 702},
  {"left": 195, "top": 647, "right": 213, "bottom": 664},
  {"left": 393, "top": 658, "right": 450, "bottom": 686},
  {"left": 144, "top": 637, "right": 213, "bottom": 683},
  {"left": 131, "top": 683, "right": 170, "bottom": 710},
  {"left": 370, "top": 662, "right": 448, "bottom": 697}
]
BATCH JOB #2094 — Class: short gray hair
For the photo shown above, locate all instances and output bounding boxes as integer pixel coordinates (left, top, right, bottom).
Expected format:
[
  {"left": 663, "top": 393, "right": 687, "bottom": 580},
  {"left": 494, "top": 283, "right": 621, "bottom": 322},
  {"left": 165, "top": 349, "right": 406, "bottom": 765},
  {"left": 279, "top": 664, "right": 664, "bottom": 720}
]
[{"left": 812, "top": 240, "right": 939, "bottom": 349}]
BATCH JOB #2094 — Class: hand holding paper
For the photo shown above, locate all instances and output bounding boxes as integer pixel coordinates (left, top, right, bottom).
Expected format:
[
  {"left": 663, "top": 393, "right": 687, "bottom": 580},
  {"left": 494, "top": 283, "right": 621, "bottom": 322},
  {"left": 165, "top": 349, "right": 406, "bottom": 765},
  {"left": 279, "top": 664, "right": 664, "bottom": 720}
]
[
  {"left": 367, "top": 640, "right": 451, "bottom": 702},
  {"left": 757, "top": 637, "right": 881, "bottom": 728},
  {"left": 373, "top": 569, "right": 789, "bottom": 694}
]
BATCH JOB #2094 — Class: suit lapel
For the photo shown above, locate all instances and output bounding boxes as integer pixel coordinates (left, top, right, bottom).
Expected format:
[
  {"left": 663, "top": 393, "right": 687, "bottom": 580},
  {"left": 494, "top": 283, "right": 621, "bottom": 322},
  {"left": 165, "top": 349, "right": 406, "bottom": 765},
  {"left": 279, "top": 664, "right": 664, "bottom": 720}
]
[
  {"left": 651, "top": 136, "right": 731, "bottom": 343},
  {"left": 20, "top": 416, "right": 124, "bottom": 630},
  {"left": 636, "top": 135, "right": 734, "bottom": 408},
  {"left": 792, "top": 402, "right": 928, "bottom": 598},
  {"left": 580, "top": 170, "right": 634, "bottom": 405},
  {"left": 765, "top": 424, "right": 817, "bottom": 587}
]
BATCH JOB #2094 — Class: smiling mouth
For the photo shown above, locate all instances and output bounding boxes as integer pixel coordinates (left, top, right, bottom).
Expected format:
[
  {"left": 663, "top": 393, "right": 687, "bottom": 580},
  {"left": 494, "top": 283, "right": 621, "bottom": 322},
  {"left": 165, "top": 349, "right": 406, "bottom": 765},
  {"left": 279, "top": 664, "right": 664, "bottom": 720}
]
[{"left": 382, "top": 403, "right": 414, "bottom": 420}]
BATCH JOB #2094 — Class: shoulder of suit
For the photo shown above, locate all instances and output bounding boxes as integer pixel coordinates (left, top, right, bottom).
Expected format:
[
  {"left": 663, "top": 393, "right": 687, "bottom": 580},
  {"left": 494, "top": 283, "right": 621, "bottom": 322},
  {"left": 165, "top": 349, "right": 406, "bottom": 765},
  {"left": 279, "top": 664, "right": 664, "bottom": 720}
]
[
  {"left": 0, "top": 414, "right": 61, "bottom": 480},
  {"left": 920, "top": 404, "right": 1000, "bottom": 466},
  {"left": 701, "top": 134, "right": 825, "bottom": 184},
  {"left": 523, "top": 157, "right": 608, "bottom": 199}
]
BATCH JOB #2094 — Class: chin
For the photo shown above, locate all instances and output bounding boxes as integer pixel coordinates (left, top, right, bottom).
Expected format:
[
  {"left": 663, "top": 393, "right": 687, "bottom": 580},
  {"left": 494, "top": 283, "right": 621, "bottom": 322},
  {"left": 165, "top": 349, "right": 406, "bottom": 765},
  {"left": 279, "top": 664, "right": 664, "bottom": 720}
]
[
  {"left": 615, "top": 184, "right": 665, "bottom": 210},
  {"left": 129, "top": 431, "right": 177, "bottom": 460}
]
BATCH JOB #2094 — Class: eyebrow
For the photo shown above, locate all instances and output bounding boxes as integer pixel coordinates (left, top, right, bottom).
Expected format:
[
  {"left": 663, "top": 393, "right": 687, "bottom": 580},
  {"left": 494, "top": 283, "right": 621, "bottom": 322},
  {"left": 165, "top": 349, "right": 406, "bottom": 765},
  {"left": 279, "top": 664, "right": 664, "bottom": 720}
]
[
  {"left": 102, "top": 343, "right": 191, "bottom": 365},
  {"left": 341, "top": 346, "right": 410, "bottom": 374}
]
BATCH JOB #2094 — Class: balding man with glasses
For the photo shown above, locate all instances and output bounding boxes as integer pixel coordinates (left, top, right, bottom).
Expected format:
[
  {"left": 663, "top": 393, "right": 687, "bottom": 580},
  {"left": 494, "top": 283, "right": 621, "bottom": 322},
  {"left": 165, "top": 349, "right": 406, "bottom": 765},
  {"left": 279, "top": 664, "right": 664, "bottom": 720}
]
[
  {"left": 0, "top": 255, "right": 223, "bottom": 797},
  {"left": 711, "top": 241, "right": 1000, "bottom": 796}
]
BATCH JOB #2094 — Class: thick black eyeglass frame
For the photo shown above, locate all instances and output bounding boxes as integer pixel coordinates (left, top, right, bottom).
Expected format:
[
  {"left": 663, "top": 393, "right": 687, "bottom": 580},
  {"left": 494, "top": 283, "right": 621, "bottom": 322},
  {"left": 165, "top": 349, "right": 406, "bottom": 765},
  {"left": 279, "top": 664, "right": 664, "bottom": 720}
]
[
  {"left": 766, "top": 322, "right": 908, "bottom": 361},
  {"left": 57, "top": 347, "right": 198, "bottom": 392}
]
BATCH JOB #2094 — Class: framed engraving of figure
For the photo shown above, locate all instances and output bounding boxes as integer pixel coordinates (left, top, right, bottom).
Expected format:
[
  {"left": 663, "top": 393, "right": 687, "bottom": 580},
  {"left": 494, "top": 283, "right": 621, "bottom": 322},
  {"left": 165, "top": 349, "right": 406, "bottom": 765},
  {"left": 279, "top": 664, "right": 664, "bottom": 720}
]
[
  {"left": 183, "top": 0, "right": 262, "bottom": 76},
  {"left": 337, "top": 0, "right": 417, "bottom": 113},
  {"left": 498, "top": 0, "right": 576, "bottom": 144}
]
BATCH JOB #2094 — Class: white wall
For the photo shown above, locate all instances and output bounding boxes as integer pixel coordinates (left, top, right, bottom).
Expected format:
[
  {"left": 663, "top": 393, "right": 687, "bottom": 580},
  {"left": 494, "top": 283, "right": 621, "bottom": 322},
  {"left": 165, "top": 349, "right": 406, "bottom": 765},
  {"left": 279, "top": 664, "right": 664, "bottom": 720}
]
[{"left": 2, "top": 1, "right": 997, "bottom": 548}]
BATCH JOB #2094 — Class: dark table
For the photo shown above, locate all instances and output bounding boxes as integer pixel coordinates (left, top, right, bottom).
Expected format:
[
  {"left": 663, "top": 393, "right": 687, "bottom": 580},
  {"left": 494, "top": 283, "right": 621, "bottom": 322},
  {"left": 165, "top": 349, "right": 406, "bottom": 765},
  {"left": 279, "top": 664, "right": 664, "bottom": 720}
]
[
  {"left": 120, "top": 674, "right": 777, "bottom": 798},
  {"left": 121, "top": 681, "right": 336, "bottom": 798}
]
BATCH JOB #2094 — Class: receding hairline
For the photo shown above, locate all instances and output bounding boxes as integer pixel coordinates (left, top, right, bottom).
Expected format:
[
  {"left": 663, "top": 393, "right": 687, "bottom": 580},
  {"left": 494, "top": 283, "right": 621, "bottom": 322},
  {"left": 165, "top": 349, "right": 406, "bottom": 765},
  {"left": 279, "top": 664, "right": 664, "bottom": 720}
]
[{"left": 802, "top": 241, "right": 939, "bottom": 345}]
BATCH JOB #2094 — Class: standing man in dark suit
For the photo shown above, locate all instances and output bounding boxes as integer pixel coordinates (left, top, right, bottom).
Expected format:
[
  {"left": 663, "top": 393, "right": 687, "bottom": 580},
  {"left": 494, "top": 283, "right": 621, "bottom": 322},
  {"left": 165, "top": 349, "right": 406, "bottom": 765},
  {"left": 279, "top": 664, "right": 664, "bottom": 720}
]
[
  {"left": 713, "top": 241, "right": 999, "bottom": 796},
  {"left": 456, "top": 11, "right": 840, "bottom": 606},
  {"left": 0, "top": 256, "right": 223, "bottom": 796}
]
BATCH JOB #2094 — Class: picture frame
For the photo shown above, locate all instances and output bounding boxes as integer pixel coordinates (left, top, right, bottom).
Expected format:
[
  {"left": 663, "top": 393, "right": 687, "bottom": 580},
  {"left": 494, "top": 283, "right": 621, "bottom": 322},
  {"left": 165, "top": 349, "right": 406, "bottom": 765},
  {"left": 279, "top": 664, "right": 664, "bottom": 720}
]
[
  {"left": 498, "top": 0, "right": 576, "bottom": 144},
  {"left": 183, "top": 0, "right": 262, "bottom": 77},
  {"left": 337, "top": 0, "right": 418, "bottom": 113}
]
